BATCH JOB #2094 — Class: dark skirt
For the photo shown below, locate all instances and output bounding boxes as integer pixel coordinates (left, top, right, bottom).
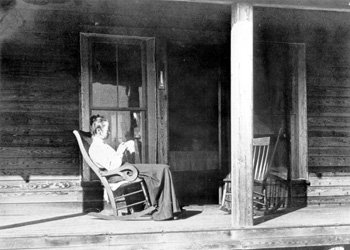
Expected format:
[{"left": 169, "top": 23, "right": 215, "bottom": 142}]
[{"left": 109, "top": 164, "right": 181, "bottom": 221}]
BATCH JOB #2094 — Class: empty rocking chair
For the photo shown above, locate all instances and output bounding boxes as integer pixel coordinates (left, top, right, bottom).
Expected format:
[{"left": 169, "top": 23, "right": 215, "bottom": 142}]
[
  {"left": 220, "top": 128, "right": 286, "bottom": 215},
  {"left": 73, "top": 130, "right": 156, "bottom": 220}
]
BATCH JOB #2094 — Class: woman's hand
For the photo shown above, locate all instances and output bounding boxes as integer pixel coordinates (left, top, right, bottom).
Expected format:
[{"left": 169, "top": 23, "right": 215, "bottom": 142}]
[
  {"left": 116, "top": 142, "right": 127, "bottom": 155},
  {"left": 124, "top": 140, "right": 135, "bottom": 153}
]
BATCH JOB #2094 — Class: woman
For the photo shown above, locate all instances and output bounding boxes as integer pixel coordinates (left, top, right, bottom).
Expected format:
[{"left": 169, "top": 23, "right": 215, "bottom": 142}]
[{"left": 89, "top": 115, "right": 181, "bottom": 221}]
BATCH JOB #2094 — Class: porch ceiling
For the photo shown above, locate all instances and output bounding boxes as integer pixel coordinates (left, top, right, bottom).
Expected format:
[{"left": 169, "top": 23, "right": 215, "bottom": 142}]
[{"left": 161, "top": 0, "right": 350, "bottom": 12}]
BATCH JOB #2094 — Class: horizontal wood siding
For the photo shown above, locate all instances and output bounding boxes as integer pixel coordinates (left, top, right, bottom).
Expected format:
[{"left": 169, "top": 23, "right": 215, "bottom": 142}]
[
  {"left": 306, "top": 34, "right": 350, "bottom": 204},
  {"left": 0, "top": 22, "right": 81, "bottom": 208},
  {"left": 307, "top": 43, "right": 350, "bottom": 204},
  {"left": 254, "top": 8, "right": 350, "bottom": 205},
  {"left": 0, "top": 1, "right": 230, "bottom": 211}
]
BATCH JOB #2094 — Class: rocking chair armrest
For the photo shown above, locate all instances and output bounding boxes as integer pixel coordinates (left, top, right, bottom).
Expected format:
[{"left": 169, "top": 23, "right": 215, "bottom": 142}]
[
  {"left": 100, "top": 163, "right": 139, "bottom": 182},
  {"left": 100, "top": 169, "right": 119, "bottom": 177},
  {"left": 254, "top": 179, "right": 265, "bottom": 186},
  {"left": 269, "top": 172, "right": 288, "bottom": 183}
]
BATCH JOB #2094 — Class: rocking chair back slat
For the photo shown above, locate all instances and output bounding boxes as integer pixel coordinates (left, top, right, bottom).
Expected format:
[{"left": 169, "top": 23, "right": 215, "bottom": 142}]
[{"left": 253, "top": 137, "right": 270, "bottom": 182}]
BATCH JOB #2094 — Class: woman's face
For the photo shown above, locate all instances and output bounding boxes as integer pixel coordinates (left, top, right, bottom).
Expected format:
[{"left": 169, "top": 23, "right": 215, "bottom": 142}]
[{"left": 98, "top": 121, "right": 110, "bottom": 140}]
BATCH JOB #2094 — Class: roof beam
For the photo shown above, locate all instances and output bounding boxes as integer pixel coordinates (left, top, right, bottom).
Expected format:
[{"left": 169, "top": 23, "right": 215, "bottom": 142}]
[{"left": 159, "top": 0, "right": 350, "bottom": 12}]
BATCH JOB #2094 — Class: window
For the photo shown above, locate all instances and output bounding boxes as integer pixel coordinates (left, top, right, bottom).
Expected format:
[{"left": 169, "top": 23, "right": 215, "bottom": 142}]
[{"left": 80, "top": 33, "right": 156, "bottom": 180}]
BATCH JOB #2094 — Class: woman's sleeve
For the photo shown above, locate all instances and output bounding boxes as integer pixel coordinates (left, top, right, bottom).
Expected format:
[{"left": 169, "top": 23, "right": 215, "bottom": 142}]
[{"left": 89, "top": 144, "right": 123, "bottom": 170}]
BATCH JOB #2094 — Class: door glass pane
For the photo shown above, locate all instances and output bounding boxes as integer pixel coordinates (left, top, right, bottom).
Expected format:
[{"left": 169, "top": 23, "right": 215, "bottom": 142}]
[
  {"left": 117, "top": 44, "right": 143, "bottom": 108},
  {"left": 91, "top": 110, "right": 144, "bottom": 164},
  {"left": 92, "top": 42, "right": 117, "bottom": 108}
]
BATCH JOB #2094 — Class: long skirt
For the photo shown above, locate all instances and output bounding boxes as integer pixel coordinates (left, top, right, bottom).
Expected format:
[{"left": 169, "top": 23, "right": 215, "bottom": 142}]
[{"left": 109, "top": 164, "right": 181, "bottom": 221}]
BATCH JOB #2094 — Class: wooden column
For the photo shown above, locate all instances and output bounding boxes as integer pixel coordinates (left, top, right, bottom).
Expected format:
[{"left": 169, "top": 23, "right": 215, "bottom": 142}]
[
  {"left": 289, "top": 44, "right": 308, "bottom": 180},
  {"left": 230, "top": 3, "right": 254, "bottom": 227},
  {"left": 327, "top": 247, "right": 345, "bottom": 250}
]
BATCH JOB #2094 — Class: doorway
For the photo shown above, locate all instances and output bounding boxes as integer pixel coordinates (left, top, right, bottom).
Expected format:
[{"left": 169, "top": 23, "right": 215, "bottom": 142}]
[{"left": 167, "top": 42, "right": 230, "bottom": 204}]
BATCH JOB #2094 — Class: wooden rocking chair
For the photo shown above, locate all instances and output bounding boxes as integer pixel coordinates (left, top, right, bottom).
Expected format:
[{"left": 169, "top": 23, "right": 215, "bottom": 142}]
[
  {"left": 73, "top": 130, "right": 156, "bottom": 220},
  {"left": 220, "top": 128, "right": 287, "bottom": 215}
]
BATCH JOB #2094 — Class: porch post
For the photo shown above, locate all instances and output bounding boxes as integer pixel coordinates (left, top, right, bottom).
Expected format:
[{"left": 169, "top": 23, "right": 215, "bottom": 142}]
[
  {"left": 289, "top": 44, "right": 308, "bottom": 180},
  {"left": 230, "top": 3, "right": 254, "bottom": 227}
]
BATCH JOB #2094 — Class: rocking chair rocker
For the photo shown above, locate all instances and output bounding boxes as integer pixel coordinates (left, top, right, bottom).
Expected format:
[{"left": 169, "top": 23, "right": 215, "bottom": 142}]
[{"left": 73, "top": 130, "right": 156, "bottom": 220}]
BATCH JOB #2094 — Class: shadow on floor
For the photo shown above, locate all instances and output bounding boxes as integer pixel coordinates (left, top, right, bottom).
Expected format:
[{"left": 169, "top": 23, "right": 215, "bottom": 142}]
[
  {"left": 0, "top": 213, "right": 86, "bottom": 230},
  {"left": 176, "top": 209, "right": 202, "bottom": 220},
  {"left": 86, "top": 208, "right": 203, "bottom": 221},
  {"left": 253, "top": 207, "right": 305, "bottom": 225}
]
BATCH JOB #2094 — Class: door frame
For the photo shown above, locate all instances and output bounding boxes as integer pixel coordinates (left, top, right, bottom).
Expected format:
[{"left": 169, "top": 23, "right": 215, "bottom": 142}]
[{"left": 80, "top": 33, "right": 157, "bottom": 181}]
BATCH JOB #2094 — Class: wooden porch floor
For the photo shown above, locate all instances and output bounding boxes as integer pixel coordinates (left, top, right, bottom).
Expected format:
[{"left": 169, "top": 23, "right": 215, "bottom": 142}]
[{"left": 1, "top": 204, "right": 350, "bottom": 249}]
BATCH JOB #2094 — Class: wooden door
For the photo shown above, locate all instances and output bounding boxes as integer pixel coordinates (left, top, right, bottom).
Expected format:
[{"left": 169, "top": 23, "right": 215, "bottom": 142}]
[{"left": 80, "top": 33, "right": 156, "bottom": 181}]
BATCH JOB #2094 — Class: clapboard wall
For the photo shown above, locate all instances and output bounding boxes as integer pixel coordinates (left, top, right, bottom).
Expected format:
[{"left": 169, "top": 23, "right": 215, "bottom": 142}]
[
  {"left": 0, "top": 1, "right": 81, "bottom": 213},
  {"left": 2, "top": 1, "right": 349, "bottom": 211},
  {"left": 255, "top": 8, "right": 350, "bottom": 205},
  {"left": 0, "top": 0, "right": 231, "bottom": 213}
]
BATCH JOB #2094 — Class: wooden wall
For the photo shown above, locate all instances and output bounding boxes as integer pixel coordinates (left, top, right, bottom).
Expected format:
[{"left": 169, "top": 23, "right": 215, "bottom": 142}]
[
  {"left": 4, "top": 1, "right": 350, "bottom": 210},
  {"left": 0, "top": 0, "right": 231, "bottom": 212},
  {"left": 255, "top": 8, "right": 350, "bottom": 205},
  {"left": 0, "top": 0, "right": 82, "bottom": 214}
]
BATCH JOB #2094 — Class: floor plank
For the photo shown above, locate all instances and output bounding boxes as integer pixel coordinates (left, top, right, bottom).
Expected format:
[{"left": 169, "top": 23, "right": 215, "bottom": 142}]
[{"left": 1, "top": 205, "right": 350, "bottom": 249}]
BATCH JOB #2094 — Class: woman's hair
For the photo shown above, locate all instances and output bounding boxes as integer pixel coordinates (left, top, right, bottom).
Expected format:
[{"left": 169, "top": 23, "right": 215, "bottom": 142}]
[{"left": 90, "top": 114, "right": 108, "bottom": 135}]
